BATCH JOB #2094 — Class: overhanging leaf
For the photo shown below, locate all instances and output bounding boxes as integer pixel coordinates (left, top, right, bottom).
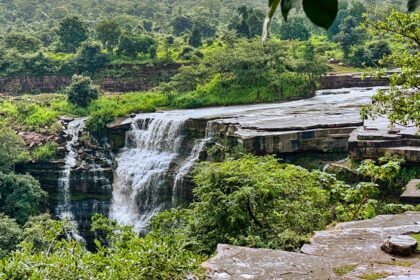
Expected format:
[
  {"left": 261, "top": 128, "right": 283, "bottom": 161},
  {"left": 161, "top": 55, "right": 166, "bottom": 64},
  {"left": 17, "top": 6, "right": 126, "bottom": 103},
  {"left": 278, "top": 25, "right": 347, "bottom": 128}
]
[
  {"left": 302, "top": 0, "right": 338, "bottom": 29},
  {"left": 408, "top": 0, "right": 420, "bottom": 11}
]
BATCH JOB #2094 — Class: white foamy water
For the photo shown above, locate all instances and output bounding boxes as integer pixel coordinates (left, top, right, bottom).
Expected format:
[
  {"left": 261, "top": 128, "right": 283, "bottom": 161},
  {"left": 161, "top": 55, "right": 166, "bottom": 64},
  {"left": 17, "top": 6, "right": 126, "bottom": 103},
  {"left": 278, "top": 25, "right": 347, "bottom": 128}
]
[
  {"left": 110, "top": 117, "right": 191, "bottom": 232},
  {"left": 56, "top": 118, "right": 85, "bottom": 221}
]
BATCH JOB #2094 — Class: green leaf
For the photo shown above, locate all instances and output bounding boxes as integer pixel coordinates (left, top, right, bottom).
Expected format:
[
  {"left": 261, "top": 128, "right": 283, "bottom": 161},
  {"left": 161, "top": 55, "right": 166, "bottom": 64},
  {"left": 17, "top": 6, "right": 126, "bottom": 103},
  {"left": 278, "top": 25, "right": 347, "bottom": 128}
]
[
  {"left": 302, "top": 0, "right": 338, "bottom": 29},
  {"left": 408, "top": 0, "right": 420, "bottom": 11}
]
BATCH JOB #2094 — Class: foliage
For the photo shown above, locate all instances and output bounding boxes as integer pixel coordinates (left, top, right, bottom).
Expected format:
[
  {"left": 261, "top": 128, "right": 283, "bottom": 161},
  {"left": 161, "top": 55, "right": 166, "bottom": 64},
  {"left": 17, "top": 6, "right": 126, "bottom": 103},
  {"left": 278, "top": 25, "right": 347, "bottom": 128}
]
[
  {"left": 153, "top": 156, "right": 337, "bottom": 253},
  {"left": 0, "top": 214, "right": 22, "bottom": 259},
  {"left": 66, "top": 75, "right": 100, "bottom": 108},
  {"left": 279, "top": 17, "right": 311, "bottom": 41},
  {"left": 74, "top": 41, "right": 108, "bottom": 74},
  {"left": 117, "top": 34, "right": 157, "bottom": 58},
  {"left": 229, "top": 6, "right": 265, "bottom": 39},
  {"left": 0, "top": 172, "right": 47, "bottom": 224},
  {"left": 4, "top": 32, "right": 41, "bottom": 53},
  {"left": 333, "top": 16, "right": 368, "bottom": 57},
  {"left": 363, "top": 10, "right": 420, "bottom": 127},
  {"left": 264, "top": 0, "right": 417, "bottom": 40},
  {"left": 96, "top": 19, "right": 123, "bottom": 52},
  {"left": 32, "top": 142, "right": 58, "bottom": 162},
  {"left": 0, "top": 214, "right": 204, "bottom": 279},
  {"left": 0, "top": 128, "right": 28, "bottom": 172},
  {"left": 57, "top": 16, "right": 89, "bottom": 53}
]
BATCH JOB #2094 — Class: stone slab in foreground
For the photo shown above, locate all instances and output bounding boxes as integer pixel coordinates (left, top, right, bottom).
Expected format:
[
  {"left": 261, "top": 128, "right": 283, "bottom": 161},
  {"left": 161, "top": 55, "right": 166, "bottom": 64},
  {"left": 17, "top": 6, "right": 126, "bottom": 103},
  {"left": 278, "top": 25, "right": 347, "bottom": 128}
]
[{"left": 203, "top": 212, "right": 420, "bottom": 280}]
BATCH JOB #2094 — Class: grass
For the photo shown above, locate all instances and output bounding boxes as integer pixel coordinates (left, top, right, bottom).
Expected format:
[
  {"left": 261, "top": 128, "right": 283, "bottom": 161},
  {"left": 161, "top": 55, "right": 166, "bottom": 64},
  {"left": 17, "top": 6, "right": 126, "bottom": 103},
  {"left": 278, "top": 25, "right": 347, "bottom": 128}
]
[
  {"left": 375, "top": 260, "right": 414, "bottom": 267},
  {"left": 411, "top": 233, "right": 420, "bottom": 252},
  {"left": 333, "top": 264, "right": 358, "bottom": 276},
  {"left": 359, "top": 272, "right": 390, "bottom": 280}
]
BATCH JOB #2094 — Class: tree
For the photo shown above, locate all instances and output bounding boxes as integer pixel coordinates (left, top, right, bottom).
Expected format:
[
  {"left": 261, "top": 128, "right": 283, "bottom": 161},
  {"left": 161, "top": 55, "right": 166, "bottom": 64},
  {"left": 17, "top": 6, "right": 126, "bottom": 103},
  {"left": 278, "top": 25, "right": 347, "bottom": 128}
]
[
  {"left": 57, "top": 16, "right": 89, "bottom": 53},
  {"left": 74, "top": 41, "right": 108, "bottom": 74},
  {"left": 333, "top": 16, "right": 368, "bottom": 57},
  {"left": 95, "top": 19, "right": 122, "bottom": 52},
  {"left": 279, "top": 17, "right": 311, "bottom": 41},
  {"left": 362, "top": 10, "right": 420, "bottom": 127},
  {"left": 117, "top": 34, "right": 157, "bottom": 58},
  {"left": 264, "top": 0, "right": 419, "bottom": 41},
  {"left": 66, "top": 75, "right": 100, "bottom": 108},
  {"left": 0, "top": 172, "right": 47, "bottom": 224},
  {"left": 171, "top": 15, "right": 194, "bottom": 36},
  {"left": 0, "top": 128, "right": 28, "bottom": 172},
  {"left": 188, "top": 26, "right": 202, "bottom": 48},
  {"left": 296, "top": 43, "right": 328, "bottom": 89},
  {"left": 229, "top": 6, "right": 265, "bottom": 39},
  {"left": 0, "top": 214, "right": 22, "bottom": 258},
  {"left": 4, "top": 32, "right": 41, "bottom": 53}
]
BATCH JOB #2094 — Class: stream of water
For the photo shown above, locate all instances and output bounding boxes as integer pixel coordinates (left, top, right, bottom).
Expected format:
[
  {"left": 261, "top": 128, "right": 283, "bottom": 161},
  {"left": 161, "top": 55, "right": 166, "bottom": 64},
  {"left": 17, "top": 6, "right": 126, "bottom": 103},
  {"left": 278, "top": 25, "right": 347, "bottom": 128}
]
[{"left": 56, "top": 118, "right": 86, "bottom": 221}]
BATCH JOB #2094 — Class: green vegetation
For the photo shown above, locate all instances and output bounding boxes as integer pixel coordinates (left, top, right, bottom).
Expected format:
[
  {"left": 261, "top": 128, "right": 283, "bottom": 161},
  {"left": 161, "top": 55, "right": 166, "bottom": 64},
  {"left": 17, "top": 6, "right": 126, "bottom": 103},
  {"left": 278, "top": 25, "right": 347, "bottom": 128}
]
[
  {"left": 362, "top": 10, "right": 420, "bottom": 127},
  {"left": 359, "top": 272, "right": 390, "bottom": 280},
  {"left": 333, "top": 264, "right": 358, "bottom": 276},
  {"left": 66, "top": 75, "right": 100, "bottom": 108},
  {"left": 32, "top": 142, "right": 58, "bottom": 162}
]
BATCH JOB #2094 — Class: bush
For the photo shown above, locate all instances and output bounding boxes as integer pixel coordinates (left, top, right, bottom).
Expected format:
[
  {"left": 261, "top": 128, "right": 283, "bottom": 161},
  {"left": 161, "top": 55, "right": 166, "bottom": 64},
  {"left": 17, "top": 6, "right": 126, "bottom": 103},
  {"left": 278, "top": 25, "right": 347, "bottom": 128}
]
[
  {"left": 0, "top": 172, "right": 47, "bottom": 224},
  {"left": 66, "top": 75, "right": 100, "bottom": 107},
  {"left": 0, "top": 214, "right": 22, "bottom": 259},
  {"left": 0, "top": 128, "right": 28, "bottom": 172},
  {"left": 32, "top": 142, "right": 58, "bottom": 162},
  {"left": 74, "top": 41, "right": 108, "bottom": 74}
]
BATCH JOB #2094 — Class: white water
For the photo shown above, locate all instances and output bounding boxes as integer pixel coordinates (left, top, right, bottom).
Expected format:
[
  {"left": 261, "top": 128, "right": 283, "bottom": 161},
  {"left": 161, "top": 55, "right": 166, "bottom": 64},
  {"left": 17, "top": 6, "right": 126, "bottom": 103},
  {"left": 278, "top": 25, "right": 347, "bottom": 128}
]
[
  {"left": 110, "top": 117, "right": 191, "bottom": 232},
  {"left": 56, "top": 118, "right": 85, "bottom": 221}
]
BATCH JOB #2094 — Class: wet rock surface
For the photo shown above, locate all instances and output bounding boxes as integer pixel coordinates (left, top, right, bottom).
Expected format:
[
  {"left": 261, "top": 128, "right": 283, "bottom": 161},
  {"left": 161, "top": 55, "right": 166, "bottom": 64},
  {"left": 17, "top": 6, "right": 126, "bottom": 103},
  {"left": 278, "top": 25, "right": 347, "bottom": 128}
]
[
  {"left": 204, "top": 212, "right": 420, "bottom": 279},
  {"left": 381, "top": 235, "right": 417, "bottom": 257},
  {"left": 401, "top": 180, "right": 420, "bottom": 204},
  {"left": 349, "top": 117, "right": 419, "bottom": 163}
]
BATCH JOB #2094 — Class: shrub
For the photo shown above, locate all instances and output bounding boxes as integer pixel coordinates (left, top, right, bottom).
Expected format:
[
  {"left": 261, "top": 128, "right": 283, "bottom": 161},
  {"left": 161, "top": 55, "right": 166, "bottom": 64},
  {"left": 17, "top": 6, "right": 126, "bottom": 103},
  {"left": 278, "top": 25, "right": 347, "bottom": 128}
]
[
  {"left": 0, "top": 214, "right": 22, "bottom": 259},
  {"left": 0, "top": 172, "right": 47, "bottom": 224},
  {"left": 66, "top": 75, "right": 100, "bottom": 107},
  {"left": 32, "top": 142, "right": 58, "bottom": 162},
  {"left": 0, "top": 128, "right": 28, "bottom": 172}
]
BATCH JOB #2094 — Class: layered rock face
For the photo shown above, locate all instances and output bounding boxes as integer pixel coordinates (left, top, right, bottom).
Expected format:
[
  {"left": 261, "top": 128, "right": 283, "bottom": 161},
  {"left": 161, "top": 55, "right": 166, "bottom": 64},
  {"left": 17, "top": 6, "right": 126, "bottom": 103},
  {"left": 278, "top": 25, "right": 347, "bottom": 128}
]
[
  {"left": 203, "top": 212, "right": 420, "bottom": 279},
  {"left": 0, "top": 63, "right": 182, "bottom": 94},
  {"left": 349, "top": 117, "right": 419, "bottom": 163},
  {"left": 321, "top": 73, "right": 390, "bottom": 89}
]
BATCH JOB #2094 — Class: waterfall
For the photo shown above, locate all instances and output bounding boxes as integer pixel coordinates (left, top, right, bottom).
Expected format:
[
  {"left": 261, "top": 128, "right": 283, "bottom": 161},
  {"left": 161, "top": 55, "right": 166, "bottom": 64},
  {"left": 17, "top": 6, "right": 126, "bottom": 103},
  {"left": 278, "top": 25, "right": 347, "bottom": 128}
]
[
  {"left": 110, "top": 117, "right": 189, "bottom": 232},
  {"left": 56, "top": 118, "right": 85, "bottom": 221},
  {"left": 172, "top": 121, "right": 217, "bottom": 204}
]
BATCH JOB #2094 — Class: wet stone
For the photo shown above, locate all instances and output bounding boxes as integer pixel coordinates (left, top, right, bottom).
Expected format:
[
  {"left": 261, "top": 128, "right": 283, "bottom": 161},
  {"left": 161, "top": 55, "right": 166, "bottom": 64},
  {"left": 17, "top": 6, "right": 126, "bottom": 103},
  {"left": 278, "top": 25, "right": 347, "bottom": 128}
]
[{"left": 381, "top": 235, "right": 418, "bottom": 257}]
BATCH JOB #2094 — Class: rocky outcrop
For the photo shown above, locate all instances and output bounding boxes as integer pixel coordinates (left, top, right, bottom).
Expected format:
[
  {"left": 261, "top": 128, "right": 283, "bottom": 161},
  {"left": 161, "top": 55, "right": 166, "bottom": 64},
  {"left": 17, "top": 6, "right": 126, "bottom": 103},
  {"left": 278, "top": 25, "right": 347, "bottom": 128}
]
[
  {"left": 381, "top": 235, "right": 418, "bottom": 257},
  {"left": 349, "top": 118, "right": 419, "bottom": 163},
  {"left": 99, "top": 63, "right": 182, "bottom": 92},
  {"left": 401, "top": 180, "right": 420, "bottom": 204},
  {"left": 0, "top": 76, "right": 71, "bottom": 94},
  {"left": 0, "top": 63, "right": 182, "bottom": 94},
  {"left": 204, "top": 212, "right": 420, "bottom": 279},
  {"left": 322, "top": 73, "right": 390, "bottom": 89}
]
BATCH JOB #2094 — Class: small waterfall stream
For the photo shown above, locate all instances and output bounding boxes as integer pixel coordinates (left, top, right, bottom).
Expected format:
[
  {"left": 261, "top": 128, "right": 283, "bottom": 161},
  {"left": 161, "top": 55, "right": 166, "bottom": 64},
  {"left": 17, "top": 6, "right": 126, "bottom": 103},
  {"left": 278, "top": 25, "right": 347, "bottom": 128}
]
[{"left": 56, "top": 118, "right": 85, "bottom": 221}]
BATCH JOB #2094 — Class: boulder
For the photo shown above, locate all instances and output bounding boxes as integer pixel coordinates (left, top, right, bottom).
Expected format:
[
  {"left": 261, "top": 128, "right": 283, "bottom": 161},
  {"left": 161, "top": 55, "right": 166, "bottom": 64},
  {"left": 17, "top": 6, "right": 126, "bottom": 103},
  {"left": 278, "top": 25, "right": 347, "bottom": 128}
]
[{"left": 381, "top": 235, "right": 418, "bottom": 257}]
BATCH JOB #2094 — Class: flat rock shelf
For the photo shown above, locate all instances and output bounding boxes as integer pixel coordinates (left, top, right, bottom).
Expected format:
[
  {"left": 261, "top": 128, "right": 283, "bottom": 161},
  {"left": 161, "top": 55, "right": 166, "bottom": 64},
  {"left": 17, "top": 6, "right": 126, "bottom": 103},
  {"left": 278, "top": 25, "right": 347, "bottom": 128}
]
[{"left": 203, "top": 212, "right": 420, "bottom": 279}]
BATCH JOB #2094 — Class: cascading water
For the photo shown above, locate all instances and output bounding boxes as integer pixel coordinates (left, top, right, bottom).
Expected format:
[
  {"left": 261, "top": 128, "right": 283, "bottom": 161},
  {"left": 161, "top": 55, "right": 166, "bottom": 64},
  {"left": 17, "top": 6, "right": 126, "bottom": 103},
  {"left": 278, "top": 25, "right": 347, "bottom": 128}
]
[
  {"left": 56, "top": 118, "right": 85, "bottom": 221},
  {"left": 172, "top": 121, "right": 217, "bottom": 204},
  {"left": 110, "top": 116, "right": 192, "bottom": 232}
]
